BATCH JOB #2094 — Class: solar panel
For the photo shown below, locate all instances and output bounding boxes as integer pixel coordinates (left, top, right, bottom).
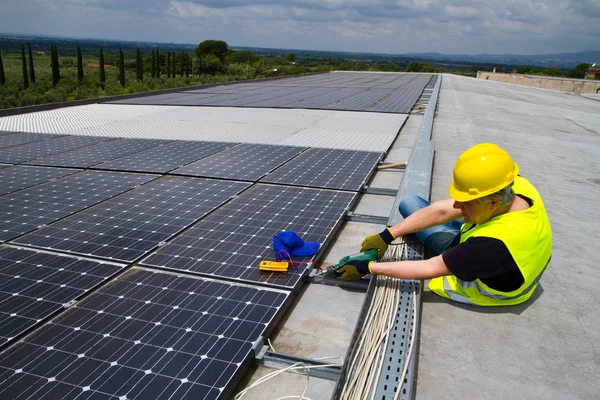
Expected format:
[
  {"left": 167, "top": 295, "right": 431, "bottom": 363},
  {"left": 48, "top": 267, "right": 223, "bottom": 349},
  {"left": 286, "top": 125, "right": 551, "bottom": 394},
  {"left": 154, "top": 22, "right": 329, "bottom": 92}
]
[
  {"left": 95, "top": 141, "right": 235, "bottom": 173},
  {"left": 367, "top": 74, "right": 432, "bottom": 113},
  {"left": 0, "top": 166, "right": 80, "bottom": 196},
  {"left": 15, "top": 177, "right": 251, "bottom": 262},
  {"left": 0, "top": 164, "right": 10, "bottom": 169},
  {"left": 141, "top": 184, "right": 356, "bottom": 289},
  {"left": 0, "top": 267, "right": 290, "bottom": 399},
  {"left": 261, "top": 148, "right": 383, "bottom": 191},
  {"left": 171, "top": 144, "right": 305, "bottom": 181},
  {"left": 0, "top": 132, "right": 64, "bottom": 149},
  {"left": 0, "top": 246, "right": 125, "bottom": 348},
  {"left": 0, "top": 171, "right": 156, "bottom": 242},
  {"left": 0, "top": 135, "right": 114, "bottom": 164},
  {"left": 27, "top": 138, "right": 171, "bottom": 168}
]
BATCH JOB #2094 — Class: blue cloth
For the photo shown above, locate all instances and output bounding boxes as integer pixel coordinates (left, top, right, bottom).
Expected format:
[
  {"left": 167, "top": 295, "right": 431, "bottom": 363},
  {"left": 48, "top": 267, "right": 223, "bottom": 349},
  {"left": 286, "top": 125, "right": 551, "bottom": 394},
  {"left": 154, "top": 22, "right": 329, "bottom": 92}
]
[
  {"left": 273, "top": 231, "right": 320, "bottom": 258},
  {"left": 399, "top": 194, "right": 463, "bottom": 257}
]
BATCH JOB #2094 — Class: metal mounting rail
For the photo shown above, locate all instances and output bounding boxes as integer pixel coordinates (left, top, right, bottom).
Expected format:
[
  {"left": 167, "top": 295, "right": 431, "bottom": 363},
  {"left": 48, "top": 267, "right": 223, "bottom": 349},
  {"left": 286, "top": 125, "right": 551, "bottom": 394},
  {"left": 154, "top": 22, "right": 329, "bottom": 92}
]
[{"left": 255, "top": 346, "right": 342, "bottom": 381}]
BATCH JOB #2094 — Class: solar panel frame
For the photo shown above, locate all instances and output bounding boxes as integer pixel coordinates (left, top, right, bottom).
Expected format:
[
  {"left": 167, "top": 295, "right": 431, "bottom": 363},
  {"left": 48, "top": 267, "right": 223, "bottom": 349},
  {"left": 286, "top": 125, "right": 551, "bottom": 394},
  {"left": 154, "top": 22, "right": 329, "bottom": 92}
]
[
  {"left": 26, "top": 138, "right": 171, "bottom": 168},
  {"left": 14, "top": 177, "right": 251, "bottom": 263},
  {"left": 0, "top": 171, "right": 156, "bottom": 242},
  {"left": 0, "top": 132, "right": 64, "bottom": 149},
  {"left": 0, "top": 166, "right": 80, "bottom": 196},
  {"left": 95, "top": 141, "right": 236, "bottom": 174},
  {"left": 261, "top": 148, "right": 383, "bottom": 191},
  {"left": 0, "top": 135, "right": 115, "bottom": 164},
  {"left": 140, "top": 184, "right": 357, "bottom": 289},
  {"left": 171, "top": 143, "right": 306, "bottom": 181},
  {"left": 0, "top": 246, "right": 126, "bottom": 348},
  {"left": 0, "top": 267, "right": 292, "bottom": 400}
]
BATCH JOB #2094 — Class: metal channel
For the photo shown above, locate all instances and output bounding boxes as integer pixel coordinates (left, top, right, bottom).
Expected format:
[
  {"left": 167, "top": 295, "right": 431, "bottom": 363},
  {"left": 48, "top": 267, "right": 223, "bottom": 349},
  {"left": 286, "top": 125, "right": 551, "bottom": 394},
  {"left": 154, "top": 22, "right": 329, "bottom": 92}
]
[{"left": 388, "top": 74, "right": 441, "bottom": 226}]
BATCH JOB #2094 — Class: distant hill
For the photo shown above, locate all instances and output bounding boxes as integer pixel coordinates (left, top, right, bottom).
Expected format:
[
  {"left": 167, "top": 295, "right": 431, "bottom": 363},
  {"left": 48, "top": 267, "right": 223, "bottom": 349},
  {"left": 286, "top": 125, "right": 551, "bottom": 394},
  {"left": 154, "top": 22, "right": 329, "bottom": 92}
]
[
  {"left": 1, "top": 33, "right": 597, "bottom": 69},
  {"left": 401, "top": 51, "right": 600, "bottom": 69}
]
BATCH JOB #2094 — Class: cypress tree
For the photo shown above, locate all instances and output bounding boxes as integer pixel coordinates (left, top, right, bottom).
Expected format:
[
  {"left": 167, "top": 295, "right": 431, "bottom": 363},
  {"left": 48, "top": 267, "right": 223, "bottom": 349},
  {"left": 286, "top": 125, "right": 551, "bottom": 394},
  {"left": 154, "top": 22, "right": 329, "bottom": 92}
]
[
  {"left": 28, "top": 43, "right": 35, "bottom": 83},
  {"left": 119, "top": 48, "right": 125, "bottom": 87},
  {"left": 151, "top": 50, "right": 156, "bottom": 78},
  {"left": 0, "top": 53, "right": 5, "bottom": 85},
  {"left": 167, "top": 52, "right": 171, "bottom": 78},
  {"left": 136, "top": 48, "right": 142, "bottom": 81},
  {"left": 77, "top": 46, "right": 84, "bottom": 82},
  {"left": 21, "top": 45, "right": 29, "bottom": 89},
  {"left": 156, "top": 48, "right": 160, "bottom": 77},
  {"left": 52, "top": 45, "right": 61, "bottom": 86},
  {"left": 173, "top": 53, "right": 177, "bottom": 77},
  {"left": 99, "top": 49, "right": 106, "bottom": 89}
]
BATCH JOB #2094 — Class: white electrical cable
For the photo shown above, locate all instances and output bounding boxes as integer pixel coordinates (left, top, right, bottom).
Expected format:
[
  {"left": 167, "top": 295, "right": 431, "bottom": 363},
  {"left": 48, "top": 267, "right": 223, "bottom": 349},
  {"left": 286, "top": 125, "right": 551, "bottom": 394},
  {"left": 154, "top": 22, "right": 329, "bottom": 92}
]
[{"left": 339, "top": 237, "right": 419, "bottom": 400}]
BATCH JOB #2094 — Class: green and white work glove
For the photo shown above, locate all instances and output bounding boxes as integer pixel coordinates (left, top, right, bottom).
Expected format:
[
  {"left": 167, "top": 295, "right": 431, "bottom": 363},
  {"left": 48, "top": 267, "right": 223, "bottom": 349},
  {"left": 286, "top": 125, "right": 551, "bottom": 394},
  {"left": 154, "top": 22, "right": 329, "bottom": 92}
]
[
  {"left": 333, "top": 249, "right": 378, "bottom": 281},
  {"left": 360, "top": 228, "right": 395, "bottom": 258}
]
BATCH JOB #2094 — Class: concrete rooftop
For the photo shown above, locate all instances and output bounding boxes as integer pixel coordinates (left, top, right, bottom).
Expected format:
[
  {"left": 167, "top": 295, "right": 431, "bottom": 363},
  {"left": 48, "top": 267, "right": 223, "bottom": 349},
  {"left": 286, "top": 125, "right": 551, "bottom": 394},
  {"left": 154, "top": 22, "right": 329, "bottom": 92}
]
[{"left": 241, "top": 74, "right": 600, "bottom": 399}]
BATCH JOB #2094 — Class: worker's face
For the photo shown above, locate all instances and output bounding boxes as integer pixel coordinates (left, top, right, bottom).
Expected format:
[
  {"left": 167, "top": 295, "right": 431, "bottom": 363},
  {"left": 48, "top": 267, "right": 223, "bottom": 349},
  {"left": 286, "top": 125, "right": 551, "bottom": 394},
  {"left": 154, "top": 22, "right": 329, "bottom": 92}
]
[{"left": 453, "top": 197, "right": 498, "bottom": 224}]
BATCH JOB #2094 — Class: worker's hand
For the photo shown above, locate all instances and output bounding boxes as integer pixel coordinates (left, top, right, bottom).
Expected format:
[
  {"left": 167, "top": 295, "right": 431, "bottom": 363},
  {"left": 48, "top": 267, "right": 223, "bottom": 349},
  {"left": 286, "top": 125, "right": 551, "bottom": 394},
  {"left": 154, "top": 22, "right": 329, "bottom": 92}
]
[
  {"left": 334, "top": 259, "right": 374, "bottom": 281},
  {"left": 360, "top": 228, "right": 395, "bottom": 258}
]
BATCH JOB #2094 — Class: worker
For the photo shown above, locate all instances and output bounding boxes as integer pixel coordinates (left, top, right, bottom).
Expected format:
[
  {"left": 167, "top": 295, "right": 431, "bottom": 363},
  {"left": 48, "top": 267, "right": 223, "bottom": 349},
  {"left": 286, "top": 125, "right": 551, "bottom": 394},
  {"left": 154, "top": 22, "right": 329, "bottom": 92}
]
[{"left": 336, "top": 143, "right": 552, "bottom": 306}]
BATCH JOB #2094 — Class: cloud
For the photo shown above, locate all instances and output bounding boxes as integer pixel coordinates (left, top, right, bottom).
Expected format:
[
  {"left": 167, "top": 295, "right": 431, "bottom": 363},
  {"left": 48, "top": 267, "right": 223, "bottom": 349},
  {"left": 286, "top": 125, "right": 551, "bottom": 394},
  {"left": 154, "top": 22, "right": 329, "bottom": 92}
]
[{"left": 1, "top": 0, "right": 599, "bottom": 54}]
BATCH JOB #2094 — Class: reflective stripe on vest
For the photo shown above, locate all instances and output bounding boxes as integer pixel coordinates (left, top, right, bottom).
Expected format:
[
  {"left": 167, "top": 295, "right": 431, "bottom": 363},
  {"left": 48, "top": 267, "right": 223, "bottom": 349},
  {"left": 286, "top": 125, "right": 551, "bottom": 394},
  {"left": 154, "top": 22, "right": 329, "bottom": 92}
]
[{"left": 441, "top": 256, "right": 551, "bottom": 304}]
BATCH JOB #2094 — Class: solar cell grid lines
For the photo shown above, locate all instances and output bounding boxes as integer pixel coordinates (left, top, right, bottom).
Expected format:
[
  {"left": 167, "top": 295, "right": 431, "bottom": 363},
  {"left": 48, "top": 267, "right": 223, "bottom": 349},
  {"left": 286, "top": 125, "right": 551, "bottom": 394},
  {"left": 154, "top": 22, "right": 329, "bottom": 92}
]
[
  {"left": 0, "top": 246, "right": 125, "bottom": 348},
  {"left": 0, "top": 166, "right": 80, "bottom": 196},
  {"left": 0, "top": 268, "right": 289, "bottom": 400},
  {"left": 0, "top": 135, "right": 114, "bottom": 164},
  {"left": 141, "top": 184, "right": 356, "bottom": 288},
  {"left": 172, "top": 143, "right": 306, "bottom": 181},
  {"left": 27, "top": 138, "right": 171, "bottom": 168},
  {"left": 15, "top": 177, "right": 251, "bottom": 262},
  {"left": 0, "top": 171, "right": 156, "bottom": 242},
  {"left": 261, "top": 148, "right": 383, "bottom": 191},
  {"left": 0, "top": 132, "right": 64, "bottom": 149},
  {"left": 95, "top": 141, "right": 236, "bottom": 173}
]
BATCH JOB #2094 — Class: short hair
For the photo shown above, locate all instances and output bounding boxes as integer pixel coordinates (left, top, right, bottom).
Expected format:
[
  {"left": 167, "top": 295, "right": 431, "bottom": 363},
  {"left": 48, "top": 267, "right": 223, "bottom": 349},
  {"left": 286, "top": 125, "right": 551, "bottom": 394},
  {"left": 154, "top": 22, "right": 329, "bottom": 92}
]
[{"left": 477, "top": 182, "right": 515, "bottom": 207}]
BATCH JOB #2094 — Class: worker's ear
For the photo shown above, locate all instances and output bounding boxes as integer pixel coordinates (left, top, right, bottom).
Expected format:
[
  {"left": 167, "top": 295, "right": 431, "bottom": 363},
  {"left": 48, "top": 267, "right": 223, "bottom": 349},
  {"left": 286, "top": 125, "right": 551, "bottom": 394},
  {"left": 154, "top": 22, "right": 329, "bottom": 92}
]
[{"left": 488, "top": 196, "right": 500, "bottom": 210}]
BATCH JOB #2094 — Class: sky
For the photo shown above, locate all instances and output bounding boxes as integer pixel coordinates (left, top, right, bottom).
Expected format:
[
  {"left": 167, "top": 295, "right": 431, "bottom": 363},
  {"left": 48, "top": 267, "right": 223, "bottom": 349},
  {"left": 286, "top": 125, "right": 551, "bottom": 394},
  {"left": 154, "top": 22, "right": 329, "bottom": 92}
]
[{"left": 2, "top": 0, "right": 599, "bottom": 55}]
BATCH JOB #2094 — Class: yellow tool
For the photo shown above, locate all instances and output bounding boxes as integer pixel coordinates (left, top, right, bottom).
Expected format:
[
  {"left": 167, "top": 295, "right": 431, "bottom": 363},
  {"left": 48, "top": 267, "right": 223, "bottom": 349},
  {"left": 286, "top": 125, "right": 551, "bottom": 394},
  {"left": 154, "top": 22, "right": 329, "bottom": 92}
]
[{"left": 259, "top": 260, "right": 289, "bottom": 272}]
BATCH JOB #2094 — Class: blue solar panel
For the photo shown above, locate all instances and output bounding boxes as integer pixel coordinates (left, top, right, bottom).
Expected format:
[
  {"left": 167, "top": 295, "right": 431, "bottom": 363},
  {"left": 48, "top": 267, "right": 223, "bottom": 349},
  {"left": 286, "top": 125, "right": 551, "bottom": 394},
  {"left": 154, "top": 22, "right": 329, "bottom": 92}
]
[
  {"left": 141, "top": 184, "right": 356, "bottom": 289},
  {"left": 172, "top": 144, "right": 305, "bottom": 181},
  {"left": 0, "top": 171, "right": 156, "bottom": 242},
  {"left": 0, "top": 268, "right": 290, "bottom": 399},
  {"left": 15, "top": 177, "right": 251, "bottom": 262},
  {"left": 0, "top": 246, "right": 126, "bottom": 348},
  {"left": 0, "top": 166, "right": 80, "bottom": 196}
]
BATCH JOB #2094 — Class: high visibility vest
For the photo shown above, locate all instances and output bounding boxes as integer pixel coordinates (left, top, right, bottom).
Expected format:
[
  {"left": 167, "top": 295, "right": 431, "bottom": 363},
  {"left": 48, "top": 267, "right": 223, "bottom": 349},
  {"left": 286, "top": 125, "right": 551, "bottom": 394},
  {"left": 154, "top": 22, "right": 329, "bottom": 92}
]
[{"left": 429, "top": 176, "right": 552, "bottom": 306}]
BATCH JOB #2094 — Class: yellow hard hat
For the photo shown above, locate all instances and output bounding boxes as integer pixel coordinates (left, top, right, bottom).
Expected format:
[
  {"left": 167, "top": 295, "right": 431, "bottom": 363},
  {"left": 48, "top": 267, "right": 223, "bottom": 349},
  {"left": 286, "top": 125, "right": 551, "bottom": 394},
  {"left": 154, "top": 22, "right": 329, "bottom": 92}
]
[{"left": 448, "top": 143, "right": 519, "bottom": 202}]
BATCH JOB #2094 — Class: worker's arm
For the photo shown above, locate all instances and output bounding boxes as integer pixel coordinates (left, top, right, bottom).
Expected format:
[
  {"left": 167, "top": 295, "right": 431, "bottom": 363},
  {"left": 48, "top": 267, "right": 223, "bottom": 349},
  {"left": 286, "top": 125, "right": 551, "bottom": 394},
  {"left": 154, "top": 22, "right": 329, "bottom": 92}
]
[
  {"left": 388, "top": 199, "right": 462, "bottom": 238},
  {"left": 370, "top": 255, "right": 452, "bottom": 280},
  {"left": 361, "top": 199, "right": 462, "bottom": 257}
]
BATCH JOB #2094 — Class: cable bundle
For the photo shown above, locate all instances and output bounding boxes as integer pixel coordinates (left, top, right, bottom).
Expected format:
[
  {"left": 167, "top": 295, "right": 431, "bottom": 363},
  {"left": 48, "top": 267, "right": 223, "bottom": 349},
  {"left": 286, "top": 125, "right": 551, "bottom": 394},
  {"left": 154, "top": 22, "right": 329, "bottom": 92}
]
[{"left": 339, "top": 237, "right": 417, "bottom": 400}]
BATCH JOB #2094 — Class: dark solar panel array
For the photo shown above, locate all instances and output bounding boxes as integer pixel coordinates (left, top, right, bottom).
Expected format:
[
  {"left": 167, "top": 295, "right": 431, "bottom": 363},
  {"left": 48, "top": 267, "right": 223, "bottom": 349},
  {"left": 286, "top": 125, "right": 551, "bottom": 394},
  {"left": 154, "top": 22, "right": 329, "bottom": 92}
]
[
  {"left": 106, "top": 72, "right": 432, "bottom": 114},
  {"left": 0, "top": 267, "right": 289, "bottom": 400},
  {"left": 172, "top": 144, "right": 306, "bottom": 181},
  {"left": 0, "top": 171, "right": 155, "bottom": 242},
  {"left": 0, "top": 73, "right": 402, "bottom": 398},
  {"left": 141, "top": 184, "right": 356, "bottom": 289},
  {"left": 261, "top": 148, "right": 383, "bottom": 191},
  {"left": 0, "top": 132, "right": 64, "bottom": 149},
  {"left": 27, "top": 138, "right": 171, "bottom": 168},
  {"left": 0, "top": 135, "right": 114, "bottom": 164},
  {"left": 0, "top": 166, "right": 80, "bottom": 196},
  {"left": 0, "top": 246, "right": 125, "bottom": 347},
  {"left": 96, "top": 141, "right": 235, "bottom": 173},
  {"left": 15, "top": 177, "right": 250, "bottom": 262}
]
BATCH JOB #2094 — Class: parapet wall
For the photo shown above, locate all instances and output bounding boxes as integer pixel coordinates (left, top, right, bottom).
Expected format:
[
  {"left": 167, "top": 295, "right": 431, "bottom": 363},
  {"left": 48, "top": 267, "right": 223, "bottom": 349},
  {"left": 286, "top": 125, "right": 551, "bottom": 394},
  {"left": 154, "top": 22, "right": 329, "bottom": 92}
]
[{"left": 477, "top": 72, "right": 600, "bottom": 95}]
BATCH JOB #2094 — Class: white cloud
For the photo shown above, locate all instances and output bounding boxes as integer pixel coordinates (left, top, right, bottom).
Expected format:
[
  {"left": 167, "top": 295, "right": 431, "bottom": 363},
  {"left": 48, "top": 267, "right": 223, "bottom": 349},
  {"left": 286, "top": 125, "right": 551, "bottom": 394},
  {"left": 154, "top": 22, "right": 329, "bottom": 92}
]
[{"left": 1, "top": 0, "right": 598, "bottom": 54}]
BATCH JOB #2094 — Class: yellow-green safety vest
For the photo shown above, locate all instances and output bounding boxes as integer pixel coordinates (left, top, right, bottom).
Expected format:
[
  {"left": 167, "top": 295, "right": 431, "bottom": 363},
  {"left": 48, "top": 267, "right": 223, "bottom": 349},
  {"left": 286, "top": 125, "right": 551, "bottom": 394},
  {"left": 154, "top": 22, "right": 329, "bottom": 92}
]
[{"left": 429, "top": 176, "right": 552, "bottom": 306}]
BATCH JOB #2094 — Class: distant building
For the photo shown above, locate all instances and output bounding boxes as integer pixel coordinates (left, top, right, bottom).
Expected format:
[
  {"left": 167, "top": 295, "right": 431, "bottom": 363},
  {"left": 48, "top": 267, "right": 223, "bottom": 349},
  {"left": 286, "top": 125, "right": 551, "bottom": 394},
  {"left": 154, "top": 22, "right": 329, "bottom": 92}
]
[
  {"left": 586, "top": 65, "right": 600, "bottom": 80},
  {"left": 36, "top": 51, "right": 45, "bottom": 56}
]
